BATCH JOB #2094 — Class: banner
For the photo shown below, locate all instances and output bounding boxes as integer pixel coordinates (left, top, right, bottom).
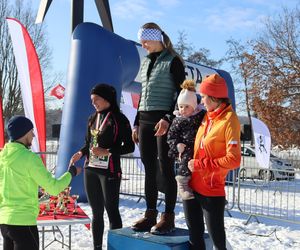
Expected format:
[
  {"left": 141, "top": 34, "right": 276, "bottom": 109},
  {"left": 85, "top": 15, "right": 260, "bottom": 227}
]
[
  {"left": 6, "top": 18, "right": 46, "bottom": 154},
  {"left": 251, "top": 117, "right": 271, "bottom": 169},
  {"left": 0, "top": 95, "right": 4, "bottom": 148},
  {"left": 50, "top": 84, "right": 65, "bottom": 99},
  {"left": 121, "top": 92, "right": 140, "bottom": 157}
]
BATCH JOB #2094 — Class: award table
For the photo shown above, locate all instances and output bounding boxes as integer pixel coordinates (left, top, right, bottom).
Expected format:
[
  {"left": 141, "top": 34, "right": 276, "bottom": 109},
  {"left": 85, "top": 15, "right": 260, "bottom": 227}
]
[{"left": 37, "top": 195, "right": 90, "bottom": 250}]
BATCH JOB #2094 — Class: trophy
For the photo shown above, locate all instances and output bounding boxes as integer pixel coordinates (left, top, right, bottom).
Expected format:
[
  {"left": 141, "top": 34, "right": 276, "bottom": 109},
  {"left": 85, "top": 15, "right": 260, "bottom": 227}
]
[
  {"left": 90, "top": 129, "right": 99, "bottom": 162},
  {"left": 71, "top": 195, "right": 80, "bottom": 214}
]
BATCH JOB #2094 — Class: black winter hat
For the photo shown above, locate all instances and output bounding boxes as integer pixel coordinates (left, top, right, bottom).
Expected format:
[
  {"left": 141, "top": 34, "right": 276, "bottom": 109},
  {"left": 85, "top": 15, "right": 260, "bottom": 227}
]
[
  {"left": 91, "top": 83, "right": 118, "bottom": 107},
  {"left": 7, "top": 115, "right": 34, "bottom": 141}
]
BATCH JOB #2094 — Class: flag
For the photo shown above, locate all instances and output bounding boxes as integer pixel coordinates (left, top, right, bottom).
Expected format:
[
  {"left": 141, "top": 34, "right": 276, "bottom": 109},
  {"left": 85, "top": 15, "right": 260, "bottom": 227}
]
[
  {"left": 0, "top": 95, "right": 4, "bottom": 148},
  {"left": 50, "top": 84, "right": 65, "bottom": 99},
  {"left": 6, "top": 18, "right": 46, "bottom": 155},
  {"left": 131, "top": 93, "right": 140, "bottom": 109},
  {"left": 122, "top": 91, "right": 140, "bottom": 109},
  {"left": 251, "top": 117, "right": 271, "bottom": 169}
]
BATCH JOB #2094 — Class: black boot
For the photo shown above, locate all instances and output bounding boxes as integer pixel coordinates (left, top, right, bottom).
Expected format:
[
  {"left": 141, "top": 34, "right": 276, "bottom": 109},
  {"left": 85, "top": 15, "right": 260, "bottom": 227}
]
[{"left": 131, "top": 209, "right": 158, "bottom": 232}]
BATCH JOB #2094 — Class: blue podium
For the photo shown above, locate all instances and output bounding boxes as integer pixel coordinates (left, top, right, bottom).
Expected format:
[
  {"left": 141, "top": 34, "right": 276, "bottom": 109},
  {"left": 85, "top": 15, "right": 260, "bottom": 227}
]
[{"left": 107, "top": 227, "right": 212, "bottom": 250}]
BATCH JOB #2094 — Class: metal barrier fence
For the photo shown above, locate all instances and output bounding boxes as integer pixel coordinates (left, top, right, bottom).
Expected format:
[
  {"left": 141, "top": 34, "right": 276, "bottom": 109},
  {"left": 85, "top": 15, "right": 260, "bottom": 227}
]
[
  {"left": 237, "top": 167, "right": 300, "bottom": 225},
  {"left": 41, "top": 151, "right": 299, "bottom": 225},
  {"left": 120, "top": 156, "right": 237, "bottom": 212}
]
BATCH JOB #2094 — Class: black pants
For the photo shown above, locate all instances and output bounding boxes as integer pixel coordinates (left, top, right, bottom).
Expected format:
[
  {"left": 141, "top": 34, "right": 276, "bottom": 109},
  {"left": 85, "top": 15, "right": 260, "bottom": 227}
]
[
  {"left": 139, "top": 122, "right": 177, "bottom": 213},
  {"left": 84, "top": 168, "right": 122, "bottom": 250},
  {"left": 0, "top": 224, "right": 39, "bottom": 250},
  {"left": 183, "top": 193, "right": 227, "bottom": 250}
]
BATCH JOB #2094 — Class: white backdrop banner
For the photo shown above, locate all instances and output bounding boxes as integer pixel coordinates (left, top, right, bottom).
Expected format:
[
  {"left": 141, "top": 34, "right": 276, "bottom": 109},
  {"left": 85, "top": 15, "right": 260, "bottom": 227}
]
[{"left": 251, "top": 117, "right": 271, "bottom": 169}]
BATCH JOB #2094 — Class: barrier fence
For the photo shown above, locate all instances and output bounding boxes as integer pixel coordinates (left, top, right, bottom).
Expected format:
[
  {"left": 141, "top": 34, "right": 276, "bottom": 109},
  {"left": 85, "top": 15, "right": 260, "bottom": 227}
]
[
  {"left": 237, "top": 167, "right": 300, "bottom": 225},
  {"left": 42, "top": 152, "right": 299, "bottom": 225},
  {"left": 120, "top": 156, "right": 237, "bottom": 212}
]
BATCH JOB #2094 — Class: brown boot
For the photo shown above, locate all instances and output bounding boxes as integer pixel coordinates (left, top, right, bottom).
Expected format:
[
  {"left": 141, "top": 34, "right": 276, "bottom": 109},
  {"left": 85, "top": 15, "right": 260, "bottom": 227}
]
[
  {"left": 176, "top": 175, "right": 195, "bottom": 200},
  {"left": 150, "top": 212, "right": 175, "bottom": 235},
  {"left": 131, "top": 209, "right": 158, "bottom": 232}
]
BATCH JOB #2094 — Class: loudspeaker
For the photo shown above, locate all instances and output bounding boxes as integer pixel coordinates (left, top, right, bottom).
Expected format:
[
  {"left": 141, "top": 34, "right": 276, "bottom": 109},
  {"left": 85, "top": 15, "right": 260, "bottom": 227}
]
[
  {"left": 52, "top": 124, "right": 61, "bottom": 138},
  {"left": 241, "top": 124, "right": 252, "bottom": 141}
]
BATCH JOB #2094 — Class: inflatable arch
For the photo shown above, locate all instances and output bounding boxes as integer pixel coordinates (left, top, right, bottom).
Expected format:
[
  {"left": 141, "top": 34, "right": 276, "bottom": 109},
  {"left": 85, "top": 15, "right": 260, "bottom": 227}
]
[{"left": 55, "top": 23, "right": 236, "bottom": 201}]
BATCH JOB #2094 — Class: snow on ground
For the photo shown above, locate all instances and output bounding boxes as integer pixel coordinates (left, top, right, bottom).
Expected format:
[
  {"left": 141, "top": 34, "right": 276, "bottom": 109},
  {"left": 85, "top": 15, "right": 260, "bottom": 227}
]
[{"left": 1, "top": 195, "right": 300, "bottom": 250}]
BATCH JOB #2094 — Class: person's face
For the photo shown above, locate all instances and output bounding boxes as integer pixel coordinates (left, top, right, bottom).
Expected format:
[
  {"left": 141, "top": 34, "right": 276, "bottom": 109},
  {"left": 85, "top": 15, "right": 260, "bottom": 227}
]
[
  {"left": 140, "top": 40, "right": 163, "bottom": 53},
  {"left": 178, "top": 104, "right": 194, "bottom": 118},
  {"left": 24, "top": 129, "right": 34, "bottom": 147},
  {"left": 200, "top": 93, "right": 219, "bottom": 112},
  {"left": 91, "top": 94, "right": 110, "bottom": 112}
]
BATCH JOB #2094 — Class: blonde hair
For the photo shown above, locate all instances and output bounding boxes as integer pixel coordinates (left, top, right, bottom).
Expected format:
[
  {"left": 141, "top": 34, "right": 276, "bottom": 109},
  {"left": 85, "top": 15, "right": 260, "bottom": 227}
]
[
  {"left": 180, "top": 79, "right": 196, "bottom": 92},
  {"left": 141, "top": 22, "right": 184, "bottom": 63}
]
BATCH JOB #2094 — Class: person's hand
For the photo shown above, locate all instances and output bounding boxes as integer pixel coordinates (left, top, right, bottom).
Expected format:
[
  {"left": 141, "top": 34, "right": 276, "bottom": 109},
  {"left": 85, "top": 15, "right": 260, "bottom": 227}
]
[
  {"left": 132, "top": 126, "right": 139, "bottom": 144},
  {"left": 177, "top": 143, "right": 186, "bottom": 153},
  {"left": 154, "top": 119, "right": 169, "bottom": 136},
  {"left": 68, "top": 164, "right": 82, "bottom": 177},
  {"left": 188, "top": 159, "right": 195, "bottom": 172},
  {"left": 75, "top": 167, "right": 82, "bottom": 176},
  {"left": 91, "top": 146, "right": 110, "bottom": 157},
  {"left": 70, "top": 151, "right": 82, "bottom": 165}
]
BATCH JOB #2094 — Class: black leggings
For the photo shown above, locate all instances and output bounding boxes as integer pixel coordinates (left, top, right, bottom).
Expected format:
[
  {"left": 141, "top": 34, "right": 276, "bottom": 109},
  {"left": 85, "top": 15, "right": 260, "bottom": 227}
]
[
  {"left": 0, "top": 224, "right": 39, "bottom": 250},
  {"left": 84, "top": 168, "right": 122, "bottom": 249},
  {"left": 139, "top": 122, "right": 177, "bottom": 213},
  {"left": 183, "top": 193, "right": 226, "bottom": 250}
]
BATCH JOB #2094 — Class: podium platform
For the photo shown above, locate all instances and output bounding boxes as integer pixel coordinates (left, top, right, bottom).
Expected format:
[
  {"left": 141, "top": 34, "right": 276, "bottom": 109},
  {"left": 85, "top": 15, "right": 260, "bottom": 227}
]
[{"left": 107, "top": 227, "right": 212, "bottom": 250}]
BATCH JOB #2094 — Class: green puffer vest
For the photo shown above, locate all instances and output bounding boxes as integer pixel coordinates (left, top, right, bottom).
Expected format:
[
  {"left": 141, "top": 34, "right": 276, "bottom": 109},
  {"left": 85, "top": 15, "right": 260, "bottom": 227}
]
[{"left": 138, "top": 50, "right": 177, "bottom": 111}]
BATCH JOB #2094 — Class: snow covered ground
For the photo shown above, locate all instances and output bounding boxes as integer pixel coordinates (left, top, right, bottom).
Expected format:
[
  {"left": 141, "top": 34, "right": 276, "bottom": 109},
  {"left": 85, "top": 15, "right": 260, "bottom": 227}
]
[{"left": 1, "top": 193, "right": 300, "bottom": 250}]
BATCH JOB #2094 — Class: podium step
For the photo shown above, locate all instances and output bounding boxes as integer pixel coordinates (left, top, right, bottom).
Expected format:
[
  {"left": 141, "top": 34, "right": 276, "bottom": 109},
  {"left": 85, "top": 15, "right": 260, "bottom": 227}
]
[{"left": 107, "top": 227, "right": 212, "bottom": 250}]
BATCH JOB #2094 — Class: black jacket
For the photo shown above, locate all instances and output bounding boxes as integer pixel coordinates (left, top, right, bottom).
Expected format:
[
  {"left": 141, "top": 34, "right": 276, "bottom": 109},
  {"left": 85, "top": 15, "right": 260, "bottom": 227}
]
[
  {"left": 80, "top": 108, "right": 134, "bottom": 176},
  {"left": 167, "top": 109, "right": 206, "bottom": 176}
]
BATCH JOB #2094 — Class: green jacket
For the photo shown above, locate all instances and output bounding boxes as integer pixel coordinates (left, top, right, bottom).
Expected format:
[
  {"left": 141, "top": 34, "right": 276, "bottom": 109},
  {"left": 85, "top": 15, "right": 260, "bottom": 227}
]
[
  {"left": 0, "top": 142, "right": 72, "bottom": 225},
  {"left": 138, "top": 50, "right": 177, "bottom": 111}
]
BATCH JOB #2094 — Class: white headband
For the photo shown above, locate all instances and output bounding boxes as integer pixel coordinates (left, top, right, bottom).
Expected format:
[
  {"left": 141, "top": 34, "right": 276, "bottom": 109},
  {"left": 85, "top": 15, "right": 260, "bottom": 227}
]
[{"left": 137, "top": 28, "right": 162, "bottom": 41}]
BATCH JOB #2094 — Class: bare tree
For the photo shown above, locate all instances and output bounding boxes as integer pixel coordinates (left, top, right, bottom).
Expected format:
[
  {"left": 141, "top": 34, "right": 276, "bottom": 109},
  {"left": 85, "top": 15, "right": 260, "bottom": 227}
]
[
  {"left": 174, "top": 30, "right": 193, "bottom": 59},
  {"left": 243, "top": 7, "right": 300, "bottom": 148},
  {"left": 225, "top": 39, "right": 255, "bottom": 142},
  {"left": 0, "top": 0, "right": 57, "bottom": 122},
  {"left": 174, "top": 30, "right": 222, "bottom": 68}
]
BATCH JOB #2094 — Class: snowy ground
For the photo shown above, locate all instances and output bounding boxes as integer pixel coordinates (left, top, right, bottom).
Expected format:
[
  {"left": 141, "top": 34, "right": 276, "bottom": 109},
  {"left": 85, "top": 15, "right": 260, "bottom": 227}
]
[{"left": 1, "top": 194, "right": 300, "bottom": 250}]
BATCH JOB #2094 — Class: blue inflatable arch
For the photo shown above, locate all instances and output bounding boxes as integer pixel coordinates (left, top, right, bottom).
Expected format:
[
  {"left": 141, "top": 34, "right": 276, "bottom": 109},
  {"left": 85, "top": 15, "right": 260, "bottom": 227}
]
[{"left": 55, "top": 23, "right": 236, "bottom": 202}]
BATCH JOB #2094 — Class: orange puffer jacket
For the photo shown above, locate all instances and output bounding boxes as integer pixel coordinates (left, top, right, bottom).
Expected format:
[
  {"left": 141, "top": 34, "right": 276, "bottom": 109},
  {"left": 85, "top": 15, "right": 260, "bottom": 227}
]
[{"left": 190, "top": 104, "right": 241, "bottom": 196}]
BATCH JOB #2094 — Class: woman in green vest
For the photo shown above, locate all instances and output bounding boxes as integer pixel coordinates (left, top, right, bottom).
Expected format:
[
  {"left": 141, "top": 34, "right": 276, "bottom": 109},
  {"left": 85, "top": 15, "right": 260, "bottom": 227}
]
[{"left": 131, "top": 22, "right": 186, "bottom": 235}]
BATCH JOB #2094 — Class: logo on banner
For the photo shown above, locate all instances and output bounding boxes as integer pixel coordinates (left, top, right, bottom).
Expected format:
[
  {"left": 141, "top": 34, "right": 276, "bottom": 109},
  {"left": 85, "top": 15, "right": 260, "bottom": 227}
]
[
  {"left": 50, "top": 84, "right": 65, "bottom": 99},
  {"left": 257, "top": 135, "right": 267, "bottom": 154}
]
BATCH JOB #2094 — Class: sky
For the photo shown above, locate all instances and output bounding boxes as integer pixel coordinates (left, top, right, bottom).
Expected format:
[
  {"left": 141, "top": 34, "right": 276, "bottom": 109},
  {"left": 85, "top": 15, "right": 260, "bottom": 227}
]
[{"left": 17, "top": 0, "right": 299, "bottom": 84}]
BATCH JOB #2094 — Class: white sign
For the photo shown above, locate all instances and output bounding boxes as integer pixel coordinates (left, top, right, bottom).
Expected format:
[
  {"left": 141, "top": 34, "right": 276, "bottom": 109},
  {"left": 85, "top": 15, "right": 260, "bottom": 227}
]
[{"left": 251, "top": 117, "right": 271, "bottom": 169}]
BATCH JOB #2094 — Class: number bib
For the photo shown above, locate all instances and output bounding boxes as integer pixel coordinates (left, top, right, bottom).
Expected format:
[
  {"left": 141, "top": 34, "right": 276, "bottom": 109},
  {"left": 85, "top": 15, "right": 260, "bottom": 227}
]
[{"left": 88, "top": 155, "right": 110, "bottom": 169}]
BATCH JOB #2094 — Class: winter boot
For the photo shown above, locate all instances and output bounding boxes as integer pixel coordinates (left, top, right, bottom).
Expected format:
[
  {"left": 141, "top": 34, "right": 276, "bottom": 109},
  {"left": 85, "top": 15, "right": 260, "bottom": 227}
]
[
  {"left": 150, "top": 212, "right": 175, "bottom": 235},
  {"left": 176, "top": 175, "right": 195, "bottom": 200},
  {"left": 131, "top": 209, "right": 158, "bottom": 232}
]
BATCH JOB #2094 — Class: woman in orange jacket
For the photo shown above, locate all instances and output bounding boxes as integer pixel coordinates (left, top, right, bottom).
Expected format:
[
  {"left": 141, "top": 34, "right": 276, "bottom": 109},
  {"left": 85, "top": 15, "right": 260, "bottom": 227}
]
[{"left": 184, "top": 74, "right": 241, "bottom": 250}]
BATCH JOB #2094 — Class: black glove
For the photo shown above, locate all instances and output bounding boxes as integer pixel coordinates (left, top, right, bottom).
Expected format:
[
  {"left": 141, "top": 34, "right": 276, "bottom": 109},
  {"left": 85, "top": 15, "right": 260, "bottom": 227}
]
[{"left": 68, "top": 165, "right": 77, "bottom": 177}]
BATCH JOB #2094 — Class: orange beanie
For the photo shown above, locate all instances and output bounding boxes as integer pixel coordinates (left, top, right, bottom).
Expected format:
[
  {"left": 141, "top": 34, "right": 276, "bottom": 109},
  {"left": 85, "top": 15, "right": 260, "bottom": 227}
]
[{"left": 199, "top": 74, "right": 228, "bottom": 98}]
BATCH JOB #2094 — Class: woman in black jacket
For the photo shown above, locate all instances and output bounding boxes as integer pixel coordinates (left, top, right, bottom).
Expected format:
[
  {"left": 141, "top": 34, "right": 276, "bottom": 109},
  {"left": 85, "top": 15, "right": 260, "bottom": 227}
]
[{"left": 70, "top": 83, "right": 134, "bottom": 250}]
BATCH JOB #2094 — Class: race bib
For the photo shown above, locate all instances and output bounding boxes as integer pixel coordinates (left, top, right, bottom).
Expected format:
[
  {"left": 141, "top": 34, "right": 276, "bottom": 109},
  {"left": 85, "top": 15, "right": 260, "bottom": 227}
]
[{"left": 88, "top": 154, "right": 110, "bottom": 169}]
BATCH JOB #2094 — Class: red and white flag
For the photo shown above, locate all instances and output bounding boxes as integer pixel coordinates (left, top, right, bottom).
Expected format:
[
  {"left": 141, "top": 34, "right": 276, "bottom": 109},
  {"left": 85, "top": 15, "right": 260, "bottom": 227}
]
[
  {"left": 50, "top": 84, "right": 65, "bottom": 99},
  {"left": 0, "top": 95, "right": 4, "bottom": 148},
  {"left": 6, "top": 17, "right": 46, "bottom": 154}
]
